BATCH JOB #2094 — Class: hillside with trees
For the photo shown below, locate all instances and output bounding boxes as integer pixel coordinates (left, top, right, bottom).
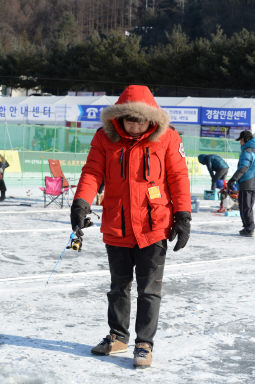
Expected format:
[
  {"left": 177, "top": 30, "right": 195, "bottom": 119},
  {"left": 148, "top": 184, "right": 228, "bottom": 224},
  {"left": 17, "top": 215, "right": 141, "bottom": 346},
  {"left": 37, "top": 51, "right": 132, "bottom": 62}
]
[{"left": 1, "top": 0, "right": 255, "bottom": 96}]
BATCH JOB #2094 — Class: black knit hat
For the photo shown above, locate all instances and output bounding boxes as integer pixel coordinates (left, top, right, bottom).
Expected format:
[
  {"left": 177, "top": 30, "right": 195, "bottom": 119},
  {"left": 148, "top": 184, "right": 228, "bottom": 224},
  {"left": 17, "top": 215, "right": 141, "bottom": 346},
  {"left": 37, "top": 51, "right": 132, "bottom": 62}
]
[{"left": 235, "top": 130, "right": 253, "bottom": 143}]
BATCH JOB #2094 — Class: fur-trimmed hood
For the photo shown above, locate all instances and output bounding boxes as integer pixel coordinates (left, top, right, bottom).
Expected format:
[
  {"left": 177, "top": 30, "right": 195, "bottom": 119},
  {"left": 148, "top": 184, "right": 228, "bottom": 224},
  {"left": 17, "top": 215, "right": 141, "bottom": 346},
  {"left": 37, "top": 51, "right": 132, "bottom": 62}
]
[{"left": 101, "top": 85, "right": 170, "bottom": 142}]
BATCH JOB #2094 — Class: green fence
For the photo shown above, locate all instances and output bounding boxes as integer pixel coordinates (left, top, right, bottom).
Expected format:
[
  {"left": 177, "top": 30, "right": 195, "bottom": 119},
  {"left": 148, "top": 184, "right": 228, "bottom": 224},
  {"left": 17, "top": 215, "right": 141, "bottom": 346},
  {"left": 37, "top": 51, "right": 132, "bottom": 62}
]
[
  {"left": 0, "top": 122, "right": 93, "bottom": 154},
  {"left": 0, "top": 123, "right": 241, "bottom": 193},
  {"left": 0, "top": 122, "right": 241, "bottom": 157},
  {"left": 182, "top": 135, "right": 240, "bottom": 159},
  {"left": 0, "top": 123, "right": 241, "bottom": 157}
]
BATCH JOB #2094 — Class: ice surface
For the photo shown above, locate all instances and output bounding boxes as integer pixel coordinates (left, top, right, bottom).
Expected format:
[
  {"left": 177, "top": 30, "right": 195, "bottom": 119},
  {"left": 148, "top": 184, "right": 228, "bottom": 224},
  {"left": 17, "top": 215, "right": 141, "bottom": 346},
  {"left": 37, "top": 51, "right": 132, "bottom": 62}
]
[{"left": 1, "top": 185, "right": 255, "bottom": 384}]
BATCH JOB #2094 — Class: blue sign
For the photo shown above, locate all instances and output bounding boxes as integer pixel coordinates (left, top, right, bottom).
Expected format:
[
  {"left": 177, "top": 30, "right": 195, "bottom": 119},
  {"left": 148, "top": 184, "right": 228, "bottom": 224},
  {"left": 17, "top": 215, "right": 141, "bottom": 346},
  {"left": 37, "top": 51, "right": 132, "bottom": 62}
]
[
  {"left": 201, "top": 107, "right": 251, "bottom": 126},
  {"left": 78, "top": 105, "right": 107, "bottom": 121},
  {"left": 0, "top": 104, "right": 54, "bottom": 120}
]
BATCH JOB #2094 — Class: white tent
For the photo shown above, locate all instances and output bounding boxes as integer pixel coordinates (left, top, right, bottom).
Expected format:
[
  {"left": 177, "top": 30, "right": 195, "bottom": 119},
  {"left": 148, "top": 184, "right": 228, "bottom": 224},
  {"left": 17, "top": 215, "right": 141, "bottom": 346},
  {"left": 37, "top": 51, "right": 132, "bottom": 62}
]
[{"left": 0, "top": 95, "right": 253, "bottom": 137}]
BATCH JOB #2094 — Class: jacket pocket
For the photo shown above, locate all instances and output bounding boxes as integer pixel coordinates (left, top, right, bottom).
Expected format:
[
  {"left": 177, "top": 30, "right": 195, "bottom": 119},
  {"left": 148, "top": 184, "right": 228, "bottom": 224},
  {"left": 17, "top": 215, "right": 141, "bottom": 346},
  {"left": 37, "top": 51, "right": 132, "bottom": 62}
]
[
  {"left": 145, "top": 190, "right": 172, "bottom": 231},
  {"left": 143, "top": 148, "right": 164, "bottom": 182},
  {"left": 101, "top": 200, "right": 125, "bottom": 237}
]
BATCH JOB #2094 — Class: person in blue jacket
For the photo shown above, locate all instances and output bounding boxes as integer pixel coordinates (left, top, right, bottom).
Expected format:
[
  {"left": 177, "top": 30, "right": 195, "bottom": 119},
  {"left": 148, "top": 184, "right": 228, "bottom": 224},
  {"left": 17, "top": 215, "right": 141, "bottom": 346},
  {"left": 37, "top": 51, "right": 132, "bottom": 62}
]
[
  {"left": 227, "top": 130, "right": 255, "bottom": 237},
  {"left": 198, "top": 154, "right": 229, "bottom": 190}
]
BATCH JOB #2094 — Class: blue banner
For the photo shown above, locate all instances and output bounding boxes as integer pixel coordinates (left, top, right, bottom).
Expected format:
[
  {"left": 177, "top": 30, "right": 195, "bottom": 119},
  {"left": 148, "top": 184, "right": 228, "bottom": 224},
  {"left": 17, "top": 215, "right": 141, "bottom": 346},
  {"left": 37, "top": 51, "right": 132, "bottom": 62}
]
[
  {"left": 77, "top": 105, "right": 251, "bottom": 127},
  {"left": 201, "top": 107, "right": 251, "bottom": 126},
  {"left": 78, "top": 105, "right": 201, "bottom": 124},
  {"left": 78, "top": 105, "right": 107, "bottom": 121}
]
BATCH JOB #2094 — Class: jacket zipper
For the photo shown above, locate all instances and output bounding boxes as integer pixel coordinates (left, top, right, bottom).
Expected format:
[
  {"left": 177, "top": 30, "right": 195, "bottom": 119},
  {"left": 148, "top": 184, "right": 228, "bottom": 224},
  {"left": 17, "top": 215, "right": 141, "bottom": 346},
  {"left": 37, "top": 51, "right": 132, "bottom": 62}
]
[
  {"left": 121, "top": 206, "right": 126, "bottom": 236},
  {"left": 119, "top": 148, "right": 124, "bottom": 178},
  {"left": 147, "top": 203, "right": 153, "bottom": 230},
  {"left": 143, "top": 147, "right": 150, "bottom": 180},
  {"left": 119, "top": 147, "right": 127, "bottom": 179},
  {"left": 146, "top": 147, "right": 150, "bottom": 177}
]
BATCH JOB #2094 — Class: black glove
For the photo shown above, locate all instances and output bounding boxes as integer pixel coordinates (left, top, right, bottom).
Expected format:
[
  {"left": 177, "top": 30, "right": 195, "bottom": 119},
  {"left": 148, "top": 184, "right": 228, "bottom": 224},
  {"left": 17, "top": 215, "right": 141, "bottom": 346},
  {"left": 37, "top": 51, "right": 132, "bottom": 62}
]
[
  {"left": 227, "top": 178, "right": 235, "bottom": 190},
  {"left": 71, "top": 198, "right": 91, "bottom": 235},
  {"left": 169, "top": 211, "right": 191, "bottom": 252}
]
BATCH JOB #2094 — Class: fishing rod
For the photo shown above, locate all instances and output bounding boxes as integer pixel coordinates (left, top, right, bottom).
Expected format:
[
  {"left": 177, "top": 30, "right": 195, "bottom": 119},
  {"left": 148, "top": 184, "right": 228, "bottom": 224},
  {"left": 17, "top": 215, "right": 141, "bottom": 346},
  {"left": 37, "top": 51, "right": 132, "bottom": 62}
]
[
  {"left": 45, "top": 227, "right": 83, "bottom": 286},
  {"left": 45, "top": 211, "right": 100, "bottom": 286}
]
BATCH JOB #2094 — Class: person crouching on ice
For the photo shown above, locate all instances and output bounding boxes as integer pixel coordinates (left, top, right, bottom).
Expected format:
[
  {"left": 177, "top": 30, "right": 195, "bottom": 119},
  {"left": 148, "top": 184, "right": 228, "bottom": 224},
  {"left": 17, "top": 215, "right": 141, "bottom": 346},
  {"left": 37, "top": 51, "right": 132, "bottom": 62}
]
[
  {"left": 198, "top": 154, "right": 229, "bottom": 191},
  {"left": 70, "top": 85, "right": 191, "bottom": 368}
]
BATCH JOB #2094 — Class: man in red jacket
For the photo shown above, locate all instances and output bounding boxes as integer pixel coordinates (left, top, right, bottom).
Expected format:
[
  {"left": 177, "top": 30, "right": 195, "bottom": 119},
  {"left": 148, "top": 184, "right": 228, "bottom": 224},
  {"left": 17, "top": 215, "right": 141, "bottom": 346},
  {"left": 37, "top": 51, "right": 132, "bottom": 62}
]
[{"left": 71, "top": 85, "right": 191, "bottom": 368}]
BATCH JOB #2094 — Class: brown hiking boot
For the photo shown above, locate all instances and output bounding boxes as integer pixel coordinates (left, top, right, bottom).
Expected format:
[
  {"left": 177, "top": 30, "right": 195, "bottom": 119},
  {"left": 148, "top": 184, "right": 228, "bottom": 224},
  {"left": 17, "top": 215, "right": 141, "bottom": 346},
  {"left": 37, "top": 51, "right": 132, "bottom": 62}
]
[
  {"left": 133, "top": 343, "right": 152, "bottom": 368},
  {"left": 91, "top": 334, "right": 128, "bottom": 355}
]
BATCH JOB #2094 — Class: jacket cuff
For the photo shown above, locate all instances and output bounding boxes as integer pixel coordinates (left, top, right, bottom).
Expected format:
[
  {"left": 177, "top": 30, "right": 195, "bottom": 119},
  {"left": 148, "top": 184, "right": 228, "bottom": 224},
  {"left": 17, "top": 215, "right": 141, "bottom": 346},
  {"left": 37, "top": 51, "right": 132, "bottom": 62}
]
[
  {"left": 174, "top": 211, "right": 192, "bottom": 221},
  {"left": 72, "top": 198, "right": 91, "bottom": 214}
]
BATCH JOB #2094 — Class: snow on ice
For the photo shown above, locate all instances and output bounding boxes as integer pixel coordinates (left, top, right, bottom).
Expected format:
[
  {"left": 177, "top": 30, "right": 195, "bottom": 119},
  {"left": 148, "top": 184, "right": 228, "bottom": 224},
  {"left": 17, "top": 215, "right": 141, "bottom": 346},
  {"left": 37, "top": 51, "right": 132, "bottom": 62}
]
[{"left": 1, "top": 185, "right": 255, "bottom": 383}]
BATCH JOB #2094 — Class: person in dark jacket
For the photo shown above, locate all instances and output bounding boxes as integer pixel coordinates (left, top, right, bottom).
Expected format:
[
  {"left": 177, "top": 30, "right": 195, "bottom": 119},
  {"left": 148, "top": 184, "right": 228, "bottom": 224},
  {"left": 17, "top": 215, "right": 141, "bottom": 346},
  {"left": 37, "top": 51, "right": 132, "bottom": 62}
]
[
  {"left": 198, "top": 154, "right": 229, "bottom": 190},
  {"left": 0, "top": 154, "right": 9, "bottom": 201},
  {"left": 227, "top": 130, "right": 255, "bottom": 237},
  {"left": 70, "top": 85, "right": 191, "bottom": 368}
]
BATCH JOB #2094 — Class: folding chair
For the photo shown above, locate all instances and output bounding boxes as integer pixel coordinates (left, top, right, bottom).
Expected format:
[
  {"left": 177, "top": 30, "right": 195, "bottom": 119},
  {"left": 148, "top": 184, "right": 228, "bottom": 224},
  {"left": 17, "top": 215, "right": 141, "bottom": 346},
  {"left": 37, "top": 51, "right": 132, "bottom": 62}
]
[
  {"left": 40, "top": 176, "right": 69, "bottom": 208},
  {"left": 48, "top": 159, "right": 77, "bottom": 193}
]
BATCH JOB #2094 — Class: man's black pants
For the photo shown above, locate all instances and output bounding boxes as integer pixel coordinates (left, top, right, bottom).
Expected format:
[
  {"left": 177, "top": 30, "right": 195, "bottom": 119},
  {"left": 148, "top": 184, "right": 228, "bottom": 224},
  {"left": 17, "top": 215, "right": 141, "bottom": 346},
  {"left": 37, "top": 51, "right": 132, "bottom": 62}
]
[
  {"left": 211, "top": 168, "right": 228, "bottom": 190},
  {"left": 106, "top": 240, "right": 167, "bottom": 349},
  {"left": 238, "top": 190, "right": 255, "bottom": 232}
]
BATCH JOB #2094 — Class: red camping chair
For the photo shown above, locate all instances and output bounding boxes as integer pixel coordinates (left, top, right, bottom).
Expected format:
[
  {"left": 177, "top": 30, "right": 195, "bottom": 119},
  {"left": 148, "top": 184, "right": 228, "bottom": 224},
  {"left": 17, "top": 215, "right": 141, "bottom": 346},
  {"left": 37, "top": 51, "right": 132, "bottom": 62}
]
[
  {"left": 48, "top": 159, "right": 77, "bottom": 194},
  {"left": 40, "top": 176, "right": 69, "bottom": 208}
]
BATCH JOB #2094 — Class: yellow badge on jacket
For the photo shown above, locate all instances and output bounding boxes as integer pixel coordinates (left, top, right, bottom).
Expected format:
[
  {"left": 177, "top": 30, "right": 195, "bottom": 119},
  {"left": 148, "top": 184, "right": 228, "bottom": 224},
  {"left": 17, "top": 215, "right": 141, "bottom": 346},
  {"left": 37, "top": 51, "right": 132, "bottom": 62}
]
[{"left": 148, "top": 186, "right": 161, "bottom": 199}]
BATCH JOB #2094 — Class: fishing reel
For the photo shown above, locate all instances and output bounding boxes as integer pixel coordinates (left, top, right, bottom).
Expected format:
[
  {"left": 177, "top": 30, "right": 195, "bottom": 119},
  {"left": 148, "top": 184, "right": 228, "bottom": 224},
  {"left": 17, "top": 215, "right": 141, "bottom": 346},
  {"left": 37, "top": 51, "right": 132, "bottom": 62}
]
[
  {"left": 69, "top": 236, "right": 83, "bottom": 252},
  {"left": 67, "top": 217, "right": 93, "bottom": 252},
  {"left": 67, "top": 230, "right": 84, "bottom": 252}
]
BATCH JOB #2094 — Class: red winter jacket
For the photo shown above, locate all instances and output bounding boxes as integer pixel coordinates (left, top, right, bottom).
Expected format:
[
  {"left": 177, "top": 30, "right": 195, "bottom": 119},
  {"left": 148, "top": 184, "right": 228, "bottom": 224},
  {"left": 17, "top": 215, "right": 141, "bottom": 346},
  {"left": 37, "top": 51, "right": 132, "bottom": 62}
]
[{"left": 74, "top": 85, "right": 191, "bottom": 248}]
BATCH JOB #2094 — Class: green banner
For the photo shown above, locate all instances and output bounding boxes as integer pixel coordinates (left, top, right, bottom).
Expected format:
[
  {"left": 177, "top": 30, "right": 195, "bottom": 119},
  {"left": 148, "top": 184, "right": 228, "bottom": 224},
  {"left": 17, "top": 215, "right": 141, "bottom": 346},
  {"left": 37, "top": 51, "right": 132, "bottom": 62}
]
[{"left": 19, "top": 151, "right": 88, "bottom": 173}]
